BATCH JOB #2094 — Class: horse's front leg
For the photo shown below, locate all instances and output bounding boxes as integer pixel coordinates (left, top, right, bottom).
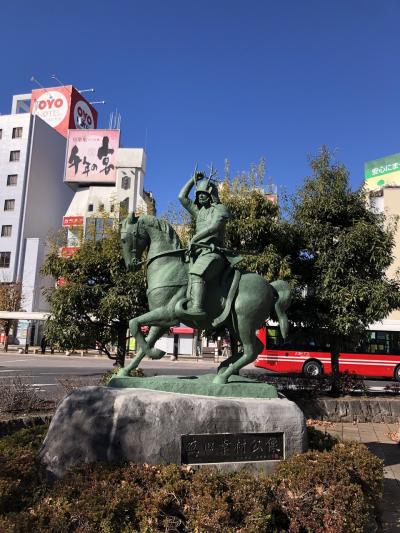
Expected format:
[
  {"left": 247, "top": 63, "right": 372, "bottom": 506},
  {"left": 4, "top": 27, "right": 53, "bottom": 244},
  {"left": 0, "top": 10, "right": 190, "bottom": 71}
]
[
  {"left": 118, "top": 308, "right": 177, "bottom": 376},
  {"left": 145, "top": 326, "right": 169, "bottom": 359}
]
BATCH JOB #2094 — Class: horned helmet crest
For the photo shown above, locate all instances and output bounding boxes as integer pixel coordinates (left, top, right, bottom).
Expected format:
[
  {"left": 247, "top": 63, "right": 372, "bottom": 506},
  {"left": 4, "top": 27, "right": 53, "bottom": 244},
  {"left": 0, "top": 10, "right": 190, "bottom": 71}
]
[{"left": 194, "top": 164, "right": 220, "bottom": 204}]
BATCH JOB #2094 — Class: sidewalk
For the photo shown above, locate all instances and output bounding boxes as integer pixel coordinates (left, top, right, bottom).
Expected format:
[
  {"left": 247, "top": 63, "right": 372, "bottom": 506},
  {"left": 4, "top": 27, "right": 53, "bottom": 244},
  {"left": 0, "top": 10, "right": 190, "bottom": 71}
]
[
  {"left": 0, "top": 345, "right": 220, "bottom": 362},
  {"left": 325, "top": 422, "right": 400, "bottom": 532}
]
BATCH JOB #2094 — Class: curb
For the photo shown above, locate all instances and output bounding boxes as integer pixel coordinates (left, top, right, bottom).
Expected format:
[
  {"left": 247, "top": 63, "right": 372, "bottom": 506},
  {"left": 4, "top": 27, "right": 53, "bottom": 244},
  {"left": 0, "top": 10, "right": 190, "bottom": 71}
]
[
  {"left": 0, "top": 415, "right": 52, "bottom": 437},
  {"left": 295, "top": 397, "right": 400, "bottom": 423}
]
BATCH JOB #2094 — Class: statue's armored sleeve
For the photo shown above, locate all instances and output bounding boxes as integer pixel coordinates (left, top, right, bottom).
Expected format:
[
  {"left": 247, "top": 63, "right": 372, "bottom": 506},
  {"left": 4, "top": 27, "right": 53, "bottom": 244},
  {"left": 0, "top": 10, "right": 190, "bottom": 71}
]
[{"left": 178, "top": 176, "right": 199, "bottom": 218}]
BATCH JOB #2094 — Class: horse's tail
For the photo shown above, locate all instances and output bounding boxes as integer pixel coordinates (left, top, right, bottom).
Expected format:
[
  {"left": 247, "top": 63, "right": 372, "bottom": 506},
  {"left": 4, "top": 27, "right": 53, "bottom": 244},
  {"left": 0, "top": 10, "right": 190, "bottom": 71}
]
[{"left": 270, "top": 280, "right": 291, "bottom": 341}]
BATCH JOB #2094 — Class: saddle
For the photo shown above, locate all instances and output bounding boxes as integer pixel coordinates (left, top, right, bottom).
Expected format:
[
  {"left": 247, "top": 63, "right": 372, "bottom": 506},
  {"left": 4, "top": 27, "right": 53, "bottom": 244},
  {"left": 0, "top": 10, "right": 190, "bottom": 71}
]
[{"left": 175, "top": 265, "right": 241, "bottom": 328}]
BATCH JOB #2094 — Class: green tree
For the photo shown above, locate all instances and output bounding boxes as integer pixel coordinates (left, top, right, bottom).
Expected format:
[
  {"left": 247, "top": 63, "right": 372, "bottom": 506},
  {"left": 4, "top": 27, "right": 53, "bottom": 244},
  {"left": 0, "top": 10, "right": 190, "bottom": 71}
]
[
  {"left": 41, "top": 217, "right": 147, "bottom": 367},
  {"left": 0, "top": 281, "right": 22, "bottom": 352},
  {"left": 219, "top": 159, "right": 296, "bottom": 282},
  {"left": 290, "top": 147, "right": 400, "bottom": 383}
]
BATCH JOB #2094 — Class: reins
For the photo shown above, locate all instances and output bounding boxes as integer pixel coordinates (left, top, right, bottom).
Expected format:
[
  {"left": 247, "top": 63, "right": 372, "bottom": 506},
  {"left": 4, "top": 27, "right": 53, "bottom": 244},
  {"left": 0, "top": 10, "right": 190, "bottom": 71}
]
[{"left": 145, "top": 248, "right": 187, "bottom": 268}]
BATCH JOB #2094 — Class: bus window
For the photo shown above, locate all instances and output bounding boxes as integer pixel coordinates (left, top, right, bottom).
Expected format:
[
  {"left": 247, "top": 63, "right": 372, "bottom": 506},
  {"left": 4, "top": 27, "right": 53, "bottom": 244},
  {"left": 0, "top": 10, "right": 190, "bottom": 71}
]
[{"left": 267, "top": 328, "right": 282, "bottom": 348}]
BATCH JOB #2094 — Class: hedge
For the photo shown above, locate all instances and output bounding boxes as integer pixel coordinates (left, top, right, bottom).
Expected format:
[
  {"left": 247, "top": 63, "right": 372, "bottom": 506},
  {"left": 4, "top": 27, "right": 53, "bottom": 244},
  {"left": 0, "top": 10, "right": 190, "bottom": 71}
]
[{"left": 0, "top": 425, "right": 383, "bottom": 532}]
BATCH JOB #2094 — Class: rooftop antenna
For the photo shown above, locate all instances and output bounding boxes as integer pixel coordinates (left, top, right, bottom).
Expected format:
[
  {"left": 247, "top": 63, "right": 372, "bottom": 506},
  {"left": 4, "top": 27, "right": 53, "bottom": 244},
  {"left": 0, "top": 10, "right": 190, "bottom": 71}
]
[
  {"left": 51, "top": 74, "right": 67, "bottom": 86},
  {"left": 30, "top": 76, "right": 46, "bottom": 90},
  {"left": 78, "top": 88, "right": 95, "bottom": 94},
  {"left": 90, "top": 100, "right": 106, "bottom": 105},
  {"left": 108, "top": 109, "right": 120, "bottom": 129}
]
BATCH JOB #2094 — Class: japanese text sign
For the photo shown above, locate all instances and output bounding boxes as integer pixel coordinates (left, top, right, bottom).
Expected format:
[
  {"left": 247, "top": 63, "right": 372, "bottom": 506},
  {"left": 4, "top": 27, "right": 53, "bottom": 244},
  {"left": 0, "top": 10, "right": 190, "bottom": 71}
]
[
  {"left": 365, "top": 152, "right": 400, "bottom": 190},
  {"left": 65, "top": 129, "right": 120, "bottom": 183}
]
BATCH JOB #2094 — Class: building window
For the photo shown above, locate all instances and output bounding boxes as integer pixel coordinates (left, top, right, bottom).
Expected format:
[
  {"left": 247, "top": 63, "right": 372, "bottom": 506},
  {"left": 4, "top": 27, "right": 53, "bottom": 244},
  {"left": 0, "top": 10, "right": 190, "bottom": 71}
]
[
  {"left": 121, "top": 175, "right": 131, "bottom": 190},
  {"left": 9, "top": 150, "right": 20, "bottom": 162},
  {"left": 120, "top": 198, "right": 129, "bottom": 214},
  {"left": 0, "top": 129, "right": 2, "bottom": 139},
  {"left": 0, "top": 252, "right": 11, "bottom": 268},
  {"left": 7, "top": 174, "right": 17, "bottom": 186},
  {"left": 88, "top": 204, "right": 94, "bottom": 212},
  {"left": 1, "top": 225, "right": 12, "bottom": 237},
  {"left": 15, "top": 99, "right": 31, "bottom": 114},
  {"left": 4, "top": 199, "right": 15, "bottom": 211},
  {"left": 12, "top": 127, "right": 23, "bottom": 139},
  {"left": 85, "top": 218, "right": 113, "bottom": 241}
]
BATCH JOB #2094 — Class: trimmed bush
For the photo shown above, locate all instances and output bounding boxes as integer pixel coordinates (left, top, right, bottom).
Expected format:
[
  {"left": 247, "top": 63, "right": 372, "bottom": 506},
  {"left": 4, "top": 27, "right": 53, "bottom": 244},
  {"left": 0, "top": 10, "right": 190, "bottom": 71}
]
[
  {"left": 272, "top": 442, "right": 383, "bottom": 532},
  {"left": 0, "top": 426, "right": 383, "bottom": 532}
]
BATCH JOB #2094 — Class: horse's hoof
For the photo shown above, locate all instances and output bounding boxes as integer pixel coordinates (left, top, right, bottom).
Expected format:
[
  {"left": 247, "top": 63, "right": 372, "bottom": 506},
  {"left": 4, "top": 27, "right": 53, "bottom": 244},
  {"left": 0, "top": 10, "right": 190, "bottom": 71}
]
[
  {"left": 212, "top": 373, "right": 228, "bottom": 385},
  {"left": 147, "top": 348, "right": 166, "bottom": 360}
]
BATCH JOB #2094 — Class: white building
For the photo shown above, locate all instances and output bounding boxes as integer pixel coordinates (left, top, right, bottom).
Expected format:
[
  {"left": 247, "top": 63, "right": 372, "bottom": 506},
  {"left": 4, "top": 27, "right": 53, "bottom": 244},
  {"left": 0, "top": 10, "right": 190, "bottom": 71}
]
[
  {"left": 61, "top": 133, "right": 150, "bottom": 250},
  {"left": 0, "top": 97, "right": 73, "bottom": 313}
]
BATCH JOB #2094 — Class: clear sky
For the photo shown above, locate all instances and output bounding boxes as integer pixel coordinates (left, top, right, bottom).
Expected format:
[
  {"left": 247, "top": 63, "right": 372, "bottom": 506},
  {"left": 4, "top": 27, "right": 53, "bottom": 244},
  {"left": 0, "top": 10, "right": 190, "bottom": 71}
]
[{"left": 1, "top": 1, "right": 399, "bottom": 214}]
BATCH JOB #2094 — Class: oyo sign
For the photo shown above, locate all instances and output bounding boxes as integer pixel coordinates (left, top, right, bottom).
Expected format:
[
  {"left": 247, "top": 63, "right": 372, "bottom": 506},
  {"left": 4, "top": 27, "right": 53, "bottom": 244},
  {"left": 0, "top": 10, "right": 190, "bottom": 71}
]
[
  {"left": 30, "top": 86, "right": 98, "bottom": 138},
  {"left": 73, "top": 100, "right": 95, "bottom": 129},
  {"left": 34, "top": 90, "right": 69, "bottom": 128}
]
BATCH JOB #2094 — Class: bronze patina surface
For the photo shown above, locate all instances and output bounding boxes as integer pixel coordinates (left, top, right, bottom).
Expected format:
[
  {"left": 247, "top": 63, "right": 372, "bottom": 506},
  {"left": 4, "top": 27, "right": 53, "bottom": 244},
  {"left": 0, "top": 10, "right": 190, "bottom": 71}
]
[
  {"left": 117, "top": 166, "right": 291, "bottom": 385},
  {"left": 108, "top": 373, "right": 278, "bottom": 398}
]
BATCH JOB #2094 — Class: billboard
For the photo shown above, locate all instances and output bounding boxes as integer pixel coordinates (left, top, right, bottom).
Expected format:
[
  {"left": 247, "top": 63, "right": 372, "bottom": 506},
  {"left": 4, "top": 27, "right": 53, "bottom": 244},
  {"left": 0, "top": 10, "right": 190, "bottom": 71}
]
[
  {"left": 65, "top": 129, "right": 120, "bottom": 184},
  {"left": 365, "top": 153, "right": 400, "bottom": 190},
  {"left": 63, "top": 216, "right": 84, "bottom": 227},
  {"left": 30, "top": 86, "right": 98, "bottom": 137}
]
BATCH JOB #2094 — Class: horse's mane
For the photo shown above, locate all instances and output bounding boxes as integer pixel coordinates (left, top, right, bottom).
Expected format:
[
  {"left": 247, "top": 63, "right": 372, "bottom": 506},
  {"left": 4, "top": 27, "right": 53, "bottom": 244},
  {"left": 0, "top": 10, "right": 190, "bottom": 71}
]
[{"left": 139, "top": 215, "right": 183, "bottom": 249}]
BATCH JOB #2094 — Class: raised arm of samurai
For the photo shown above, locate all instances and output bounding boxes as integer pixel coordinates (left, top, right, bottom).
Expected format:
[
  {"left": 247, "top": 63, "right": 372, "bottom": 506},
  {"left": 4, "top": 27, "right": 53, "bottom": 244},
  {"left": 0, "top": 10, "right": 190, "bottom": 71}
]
[{"left": 178, "top": 174, "right": 200, "bottom": 217}]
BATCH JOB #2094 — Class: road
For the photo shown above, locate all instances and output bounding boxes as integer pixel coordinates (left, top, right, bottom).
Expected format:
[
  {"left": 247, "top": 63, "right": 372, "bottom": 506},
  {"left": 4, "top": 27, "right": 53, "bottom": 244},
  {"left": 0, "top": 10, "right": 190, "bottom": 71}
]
[
  {"left": 0, "top": 352, "right": 221, "bottom": 396},
  {"left": 0, "top": 351, "right": 396, "bottom": 398}
]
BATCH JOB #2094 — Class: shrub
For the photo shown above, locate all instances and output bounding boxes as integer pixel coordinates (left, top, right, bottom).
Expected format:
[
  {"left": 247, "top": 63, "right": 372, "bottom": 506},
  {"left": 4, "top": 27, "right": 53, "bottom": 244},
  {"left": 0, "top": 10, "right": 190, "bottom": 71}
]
[
  {"left": 272, "top": 441, "right": 384, "bottom": 533},
  {"left": 307, "top": 425, "right": 338, "bottom": 452},
  {"left": 0, "top": 427, "right": 48, "bottom": 515},
  {"left": 0, "top": 376, "right": 47, "bottom": 414},
  {"left": 0, "top": 426, "right": 384, "bottom": 532},
  {"left": 251, "top": 372, "right": 368, "bottom": 398}
]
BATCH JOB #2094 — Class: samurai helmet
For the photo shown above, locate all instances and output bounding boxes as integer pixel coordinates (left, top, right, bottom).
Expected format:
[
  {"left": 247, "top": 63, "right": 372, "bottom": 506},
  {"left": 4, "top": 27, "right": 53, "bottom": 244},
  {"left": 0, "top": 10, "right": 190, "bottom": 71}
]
[{"left": 194, "top": 164, "right": 220, "bottom": 204}]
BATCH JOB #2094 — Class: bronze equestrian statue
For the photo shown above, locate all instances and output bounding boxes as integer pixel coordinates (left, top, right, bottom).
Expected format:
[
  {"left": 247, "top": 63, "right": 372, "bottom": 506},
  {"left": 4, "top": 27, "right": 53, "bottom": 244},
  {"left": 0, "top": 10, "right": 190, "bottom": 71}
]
[{"left": 118, "top": 167, "right": 291, "bottom": 384}]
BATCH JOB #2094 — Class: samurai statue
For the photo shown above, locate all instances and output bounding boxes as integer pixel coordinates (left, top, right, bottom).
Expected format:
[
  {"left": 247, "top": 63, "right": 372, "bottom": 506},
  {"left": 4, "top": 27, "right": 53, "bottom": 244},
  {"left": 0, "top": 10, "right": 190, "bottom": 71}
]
[{"left": 178, "top": 167, "right": 238, "bottom": 319}]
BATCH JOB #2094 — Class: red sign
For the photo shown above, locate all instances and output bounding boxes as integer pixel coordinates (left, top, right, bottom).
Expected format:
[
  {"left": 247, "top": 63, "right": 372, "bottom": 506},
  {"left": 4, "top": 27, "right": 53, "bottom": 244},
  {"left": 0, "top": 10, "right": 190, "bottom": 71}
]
[
  {"left": 30, "top": 86, "right": 97, "bottom": 138},
  {"left": 60, "top": 247, "right": 80, "bottom": 257},
  {"left": 63, "top": 216, "right": 84, "bottom": 227},
  {"left": 65, "top": 129, "right": 120, "bottom": 184}
]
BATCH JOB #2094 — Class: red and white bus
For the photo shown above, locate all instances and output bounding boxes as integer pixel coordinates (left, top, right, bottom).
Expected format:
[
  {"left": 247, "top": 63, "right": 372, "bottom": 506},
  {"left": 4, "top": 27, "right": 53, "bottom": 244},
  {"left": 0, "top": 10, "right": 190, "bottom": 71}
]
[{"left": 255, "top": 326, "right": 400, "bottom": 381}]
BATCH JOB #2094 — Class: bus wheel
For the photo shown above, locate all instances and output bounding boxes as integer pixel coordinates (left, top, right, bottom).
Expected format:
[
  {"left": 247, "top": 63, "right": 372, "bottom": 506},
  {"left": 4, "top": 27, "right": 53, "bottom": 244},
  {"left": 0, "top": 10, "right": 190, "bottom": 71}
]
[
  {"left": 303, "top": 360, "right": 322, "bottom": 378},
  {"left": 395, "top": 366, "right": 400, "bottom": 382}
]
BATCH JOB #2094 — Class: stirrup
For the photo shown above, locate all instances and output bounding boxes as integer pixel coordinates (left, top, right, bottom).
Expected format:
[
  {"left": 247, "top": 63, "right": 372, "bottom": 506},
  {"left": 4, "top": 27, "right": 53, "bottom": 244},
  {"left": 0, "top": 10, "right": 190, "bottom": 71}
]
[{"left": 175, "top": 298, "right": 207, "bottom": 321}]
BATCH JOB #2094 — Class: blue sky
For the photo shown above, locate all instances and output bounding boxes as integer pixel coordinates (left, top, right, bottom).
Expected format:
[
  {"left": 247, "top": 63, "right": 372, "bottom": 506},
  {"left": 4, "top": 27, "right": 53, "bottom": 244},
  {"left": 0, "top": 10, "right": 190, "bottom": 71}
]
[{"left": 1, "top": 1, "right": 399, "bottom": 213}]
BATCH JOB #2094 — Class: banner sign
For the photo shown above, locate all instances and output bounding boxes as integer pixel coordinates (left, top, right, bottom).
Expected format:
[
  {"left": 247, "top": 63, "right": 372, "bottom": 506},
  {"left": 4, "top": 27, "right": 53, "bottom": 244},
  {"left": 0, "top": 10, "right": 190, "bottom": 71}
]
[
  {"left": 30, "top": 86, "right": 97, "bottom": 138},
  {"left": 60, "top": 247, "right": 79, "bottom": 257},
  {"left": 63, "top": 216, "right": 84, "bottom": 227},
  {"left": 65, "top": 129, "right": 120, "bottom": 184},
  {"left": 365, "top": 152, "right": 400, "bottom": 190}
]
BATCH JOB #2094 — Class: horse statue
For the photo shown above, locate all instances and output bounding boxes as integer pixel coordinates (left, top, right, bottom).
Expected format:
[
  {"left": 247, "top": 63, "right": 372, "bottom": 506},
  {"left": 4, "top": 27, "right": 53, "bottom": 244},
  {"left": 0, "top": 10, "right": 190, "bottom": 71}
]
[{"left": 118, "top": 213, "right": 291, "bottom": 384}]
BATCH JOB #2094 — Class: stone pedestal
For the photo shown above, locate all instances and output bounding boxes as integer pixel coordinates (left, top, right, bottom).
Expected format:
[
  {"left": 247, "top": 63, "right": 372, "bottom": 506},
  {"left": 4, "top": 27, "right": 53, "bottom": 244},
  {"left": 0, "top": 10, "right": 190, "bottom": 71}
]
[{"left": 40, "top": 385, "right": 307, "bottom": 478}]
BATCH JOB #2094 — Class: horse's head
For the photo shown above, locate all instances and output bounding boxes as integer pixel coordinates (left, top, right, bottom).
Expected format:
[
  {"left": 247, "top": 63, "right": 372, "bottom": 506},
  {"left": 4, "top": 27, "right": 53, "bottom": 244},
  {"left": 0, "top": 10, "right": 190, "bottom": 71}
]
[{"left": 120, "top": 213, "right": 149, "bottom": 271}]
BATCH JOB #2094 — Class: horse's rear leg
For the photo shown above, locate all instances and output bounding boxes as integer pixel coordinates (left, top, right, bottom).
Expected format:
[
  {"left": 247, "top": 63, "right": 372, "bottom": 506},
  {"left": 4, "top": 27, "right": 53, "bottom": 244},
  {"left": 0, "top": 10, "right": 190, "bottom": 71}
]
[
  {"left": 213, "top": 322, "right": 262, "bottom": 384},
  {"left": 217, "top": 331, "right": 241, "bottom": 375}
]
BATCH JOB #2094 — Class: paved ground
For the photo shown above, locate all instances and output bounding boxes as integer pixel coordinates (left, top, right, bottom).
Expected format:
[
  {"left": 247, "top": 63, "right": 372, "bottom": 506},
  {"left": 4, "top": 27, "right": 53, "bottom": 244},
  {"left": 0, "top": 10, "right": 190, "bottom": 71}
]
[
  {"left": 0, "top": 350, "right": 221, "bottom": 395},
  {"left": 324, "top": 422, "right": 400, "bottom": 532}
]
